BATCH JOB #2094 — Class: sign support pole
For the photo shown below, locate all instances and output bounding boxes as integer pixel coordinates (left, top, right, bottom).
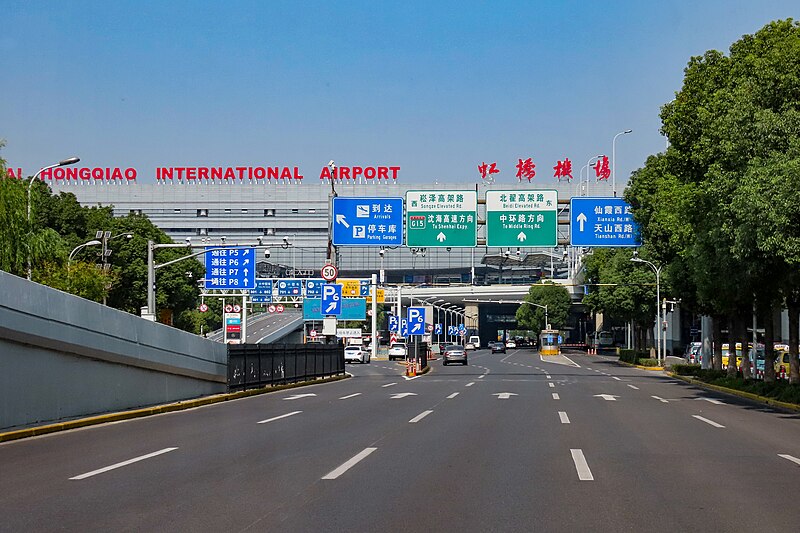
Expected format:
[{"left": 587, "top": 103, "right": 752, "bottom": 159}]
[
  {"left": 222, "top": 297, "right": 227, "bottom": 344},
  {"left": 371, "top": 273, "right": 377, "bottom": 360},
  {"left": 242, "top": 294, "right": 248, "bottom": 343}
]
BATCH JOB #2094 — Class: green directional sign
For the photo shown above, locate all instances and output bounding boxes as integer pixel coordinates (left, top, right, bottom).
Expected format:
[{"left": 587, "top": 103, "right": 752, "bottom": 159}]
[
  {"left": 486, "top": 190, "right": 558, "bottom": 247},
  {"left": 406, "top": 190, "right": 477, "bottom": 247}
]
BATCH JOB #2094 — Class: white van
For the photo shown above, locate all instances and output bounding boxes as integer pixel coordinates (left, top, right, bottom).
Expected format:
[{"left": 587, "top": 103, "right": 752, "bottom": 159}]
[{"left": 467, "top": 335, "right": 481, "bottom": 349}]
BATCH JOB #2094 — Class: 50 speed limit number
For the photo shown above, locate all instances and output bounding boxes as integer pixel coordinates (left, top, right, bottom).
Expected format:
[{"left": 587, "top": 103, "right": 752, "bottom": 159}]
[{"left": 321, "top": 263, "right": 338, "bottom": 282}]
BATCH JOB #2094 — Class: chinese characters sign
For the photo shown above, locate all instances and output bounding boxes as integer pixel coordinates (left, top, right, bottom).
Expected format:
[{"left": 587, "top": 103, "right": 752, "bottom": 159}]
[
  {"left": 331, "top": 197, "right": 403, "bottom": 246},
  {"left": 204, "top": 247, "right": 255, "bottom": 289},
  {"left": 486, "top": 190, "right": 558, "bottom": 247},
  {"left": 405, "top": 190, "right": 477, "bottom": 247},
  {"left": 570, "top": 197, "right": 641, "bottom": 247}
]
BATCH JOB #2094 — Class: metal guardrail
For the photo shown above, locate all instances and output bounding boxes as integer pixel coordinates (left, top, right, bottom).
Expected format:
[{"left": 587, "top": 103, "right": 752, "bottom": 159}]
[{"left": 227, "top": 344, "right": 344, "bottom": 392}]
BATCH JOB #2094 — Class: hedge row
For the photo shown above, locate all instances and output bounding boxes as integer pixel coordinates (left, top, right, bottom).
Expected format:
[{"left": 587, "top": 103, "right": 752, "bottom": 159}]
[{"left": 672, "top": 364, "right": 800, "bottom": 405}]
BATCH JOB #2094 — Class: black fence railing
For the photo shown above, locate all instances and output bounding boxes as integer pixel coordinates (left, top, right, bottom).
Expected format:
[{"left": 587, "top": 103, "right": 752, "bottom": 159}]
[{"left": 228, "top": 344, "right": 345, "bottom": 392}]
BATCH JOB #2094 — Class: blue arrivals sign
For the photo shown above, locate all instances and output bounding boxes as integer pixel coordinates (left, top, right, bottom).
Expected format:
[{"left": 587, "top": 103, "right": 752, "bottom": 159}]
[
  {"left": 570, "top": 197, "right": 641, "bottom": 247},
  {"left": 332, "top": 197, "right": 404, "bottom": 246},
  {"left": 204, "top": 247, "right": 255, "bottom": 289}
]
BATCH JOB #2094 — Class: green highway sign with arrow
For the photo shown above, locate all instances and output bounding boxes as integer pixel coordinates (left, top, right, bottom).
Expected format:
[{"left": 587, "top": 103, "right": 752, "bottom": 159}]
[
  {"left": 485, "top": 190, "right": 558, "bottom": 247},
  {"left": 405, "top": 190, "right": 477, "bottom": 247}
]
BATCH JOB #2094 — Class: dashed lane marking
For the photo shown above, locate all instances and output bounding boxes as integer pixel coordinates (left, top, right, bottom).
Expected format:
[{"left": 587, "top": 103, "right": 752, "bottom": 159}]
[
  {"left": 559, "top": 411, "right": 570, "bottom": 424},
  {"left": 627, "top": 385, "right": 639, "bottom": 390},
  {"left": 70, "top": 447, "right": 179, "bottom": 480},
  {"left": 339, "top": 393, "right": 362, "bottom": 400},
  {"left": 258, "top": 411, "right": 302, "bottom": 424},
  {"left": 409, "top": 410, "right": 433, "bottom": 423},
  {"left": 447, "top": 392, "right": 459, "bottom": 399},
  {"left": 692, "top": 415, "right": 725, "bottom": 428},
  {"left": 571, "top": 449, "right": 594, "bottom": 481},
  {"left": 322, "top": 448, "right": 377, "bottom": 480},
  {"left": 552, "top": 393, "right": 560, "bottom": 400},
  {"left": 778, "top": 454, "right": 800, "bottom": 467},
  {"left": 382, "top": 383, "right": 397, "bottom": 388}
]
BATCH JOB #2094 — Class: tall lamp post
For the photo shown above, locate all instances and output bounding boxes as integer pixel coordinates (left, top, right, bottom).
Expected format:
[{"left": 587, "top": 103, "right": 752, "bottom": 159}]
[
  {"left": 27, "top": 157, "right": 80, "bottom": 279},
  {"left": 631, "top": 254, "right": 663, "bottom": 365},
  {"left": 611, "top": 130, "right": 632, "bottom": 197},
  {"left": 67, "top": 239, "right": 102, "bottom": 290}
]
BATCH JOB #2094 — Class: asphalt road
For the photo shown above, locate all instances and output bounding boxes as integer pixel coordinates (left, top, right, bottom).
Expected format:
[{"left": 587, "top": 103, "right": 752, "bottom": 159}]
[
  {"left": 208, "top": 310, "right": 303, "bottom": 343},
  {"left": 2, "top": 349, "right": 799, "bottom": 532}
]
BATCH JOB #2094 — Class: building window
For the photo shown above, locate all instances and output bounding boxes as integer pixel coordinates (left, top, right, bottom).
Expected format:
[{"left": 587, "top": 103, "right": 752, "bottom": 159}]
[
  {"left": 291, "top": 208, "right": 299, "bottom": 214},
  {"left": 266, "top": 228, "right": 275, "bottom": 235},
  {"left": 242, "top": 209, "right": 248, "bottom": 214},
  {"left": 264, "top": 209, "right": 275, "bottom": 217},
  {"left": 197, "top": 209, "right": 208, "bottom": 217},
  {"left": 308, "top": 209, "right": 316, "bottom": 214}
]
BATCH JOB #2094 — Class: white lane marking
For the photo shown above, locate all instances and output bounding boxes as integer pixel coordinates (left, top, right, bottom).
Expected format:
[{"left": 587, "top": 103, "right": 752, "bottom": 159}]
[
  {"left": 693, "top": 415, "right": 725, "bottom": 428},
  {"left": 552, "top": 393, "right": 560, "bottom": 400},
  {"left": 402, "top": 375, "right": 420, "bottom": 381},
  {"left": 627, "top": 385, "right": 639, "bottom": 390},
  {"left": 559, "top": 411, "right": 570, "bottom": 424},
  {"left": 546, "top": 375, "right": 552, "bottom": 379},
  {"left": 382, "top": 383, "right": 398, "bottom": 388},
  {"left": 696, "top": 397, "right": 725, "bottom": 405},
  {"left": 570, "top": 449, "right": 594, "bottom": 481},
  {"left": 339, "top": 393, "right": 362, "bottom": 400},
  {"left": 587, "top": 368, "right": 592, "bottom": 371},
  {"left": 390, "top": 393, "right": 417, "bottom": 399},
  {"left": 322, "top": 447, "right": 377, "bottom": 480},
  {"left": 409, "top": 410, "right": 433, "bottom": 423},
  {"left": 612, "top": 376, "right": 621, "bottom": 381},
  {"left": 447, "top": 392, "right": 459, "bottom": 399},
  {"left": 549, "top": 383, "right": 555, "bottom": 388},
  {"left": 258, "top": 411, "right": 302, "bottom": 424},
  {"left": 778, "top": 454, "right": 800, "bottom": 466},
  {"left": 284, "top": 393, "right": 316, "bottom": 400},
  {"left": 479, "top": 374, "right": 486, "bottom": 379},
  {"left": 466, "top": 382, "right": 475, "bottom": 387},
  {"left": 70, "top": 447, "right": 178, "bottom": 480},
  {"left": 652, "top": 395, "right": 669, "bottom": 403}
]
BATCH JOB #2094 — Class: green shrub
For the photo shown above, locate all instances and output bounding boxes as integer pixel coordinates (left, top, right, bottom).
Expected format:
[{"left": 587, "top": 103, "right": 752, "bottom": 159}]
[
  {"left": 690, "top": 375, "right": 800, "bottom": 406},
  {"left": 672, "top": 363, "right": 701, "bottom": 375},
  {"left": 618, "top": 349, "right": 649, "bottom": 364},
  {"left": 637, "top": 358, "right": 660, "bottom": 367}
]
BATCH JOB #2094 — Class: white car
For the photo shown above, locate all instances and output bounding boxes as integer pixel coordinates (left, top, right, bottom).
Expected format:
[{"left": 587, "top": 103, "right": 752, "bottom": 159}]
[
  {"left": 388, "top": 343, "right": 407, "bottom": 361},
  {"left": 344, "top": 345, "right": 370, "bottom": 364},
  {"left": 506, "top": 340, "right": 517, "bottom": 349}
]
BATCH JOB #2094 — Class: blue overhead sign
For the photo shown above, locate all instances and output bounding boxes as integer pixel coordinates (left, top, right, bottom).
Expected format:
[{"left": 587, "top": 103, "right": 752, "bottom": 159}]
[
  {"left": 204, "top": 247, "right": 256, "bottom": 290},
  {"left": 570, "top": 197, "right": 642, "bottom": 247},
  {"left": 276, "top": 279, "right": 302, "bottom": 296},
  {"left": 332, "top": 197, "right": 404, "bottom": 246},
  {"left": 303, "top": 298, "right": 367, "bottom": 320},
  {"left": 304, "top": 279, "right": 325, "bottom": 298}
]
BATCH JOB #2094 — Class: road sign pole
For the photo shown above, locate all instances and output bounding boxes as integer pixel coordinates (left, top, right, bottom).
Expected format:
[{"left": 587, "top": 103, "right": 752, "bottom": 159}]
[
  {"left": 371, "top": 273, "right": 377, "bottom": 360},
  {"left": 222, "top": 297, "right": 227, "bottom": 344},
  {"left": 242, "top": 294, "right": 247, "bottom": 343}
]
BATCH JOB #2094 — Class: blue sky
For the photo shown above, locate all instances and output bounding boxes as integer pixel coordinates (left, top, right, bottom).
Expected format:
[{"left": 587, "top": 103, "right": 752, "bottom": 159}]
[{"left": 1, "top": 1, "right": 797, "bottom": 186}]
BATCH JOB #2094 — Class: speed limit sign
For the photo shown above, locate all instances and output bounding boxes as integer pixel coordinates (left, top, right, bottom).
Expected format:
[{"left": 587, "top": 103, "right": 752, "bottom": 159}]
[{"left": 321, "top": 263, "right": 338, "bottom": 282}]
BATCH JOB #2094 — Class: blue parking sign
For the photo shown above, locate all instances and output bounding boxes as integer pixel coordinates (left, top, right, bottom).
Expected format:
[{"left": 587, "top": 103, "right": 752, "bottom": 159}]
[
  {"left": 204, "top": 247, "right": 255, "bottom": 289},
  {"left": 435, "top": 323, "right": 442, "bottom": 335},
  {"left": 321, "top": 283, "right": 342, "bottom": 315},
  {"left": 388, "top": 315, "right": 399, "bottom": 333},
  {"left": 332, "top": 197, "right": 404, "bottom": 247},
  {"left": 407, "top": 307, "right": 426, "bottom": 335}
]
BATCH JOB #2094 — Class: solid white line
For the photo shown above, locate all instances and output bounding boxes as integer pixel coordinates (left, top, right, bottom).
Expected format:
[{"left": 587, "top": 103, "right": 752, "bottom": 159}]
[
  {"left": 479, "top": 374, "right": 486, "bottom": 379},
  {"left": 339, "top": 393, "right": 361, "bottom": 400},
  {"left": 258, "top": 411, "right": 302, "bottom": 424},
  {"left": 627, "top": 385, "right": 639, "bottom": 390},
  {"left": 552, "top": 393, "right": 560, "bottom": 400},
  {"left": 322, "top": 447, "right": 377, "bottom": 480},
  {"left": 466, "top": 382, "right": 475, "bottom": 387},
  {"left": 651, "top": 395, "right": 669, "bottom": 403},
  {"left": 549, "top": 382, "right": 555, "bottom": 388},
  {"left": 70, "top": 447, "right": 178, "bottom": 480},
  {"left": 612, "top": 376, "right": 621, "bottom": 381},
  {"left": 382, "top": 383, "right": 397, "bottom": 388},
  {"left": 546, "top": 375, "right": 552, "bottom": 379},
  {"left": 447, "top": 392, "right": 459, "bottom": 399},
  {"left": 693, "top": 415, "right": 725, "bottom": 428},
  {"left": 409, "top": 410, "right": 433, "bottom": 423},
  {"left": 778, "top": 454, "right": 800, "bottom": 466},
  {"left": 559, "top": 411, "right": 570, "bottom": 424},
  {"left": 571, "top": 449, "right": 594, "bottom": 481}
]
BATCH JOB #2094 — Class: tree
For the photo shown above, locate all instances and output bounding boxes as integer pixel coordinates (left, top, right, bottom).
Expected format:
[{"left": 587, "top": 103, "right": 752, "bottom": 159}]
[{"left": 516, "top": 283, "right": 571, "bottom": 333}]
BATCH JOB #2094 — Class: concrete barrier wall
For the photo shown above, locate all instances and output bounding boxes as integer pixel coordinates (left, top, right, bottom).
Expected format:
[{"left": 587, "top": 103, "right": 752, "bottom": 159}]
[{"left": 0, "top": 271, "right": 227, "bottom": 430}]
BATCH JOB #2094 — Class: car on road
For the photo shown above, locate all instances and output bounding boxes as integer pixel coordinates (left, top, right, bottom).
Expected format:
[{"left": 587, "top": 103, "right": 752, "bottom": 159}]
[
  {"left": 442, "top": 344, "right": 468, "bottom": 366},
  {"left": 489, "top": 341, "right": 506, "bottom": 354},
  {"left": 388, "top": 343, "right": 407, "bottom": 361},
  {"left": 506, "top": 340, "right": 517, "bottom": 349},
  {"left": 344, "top": 345, "right": 370, "bottom": 364},
  {"left": 464, "top": 341, "right": 477, "bottom": 350}
]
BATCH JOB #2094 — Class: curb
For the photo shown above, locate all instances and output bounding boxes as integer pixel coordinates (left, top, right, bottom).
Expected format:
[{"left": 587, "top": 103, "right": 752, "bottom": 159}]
[
  {"left": 0, "top": 374, "right": 349, "bottom": 444},
  {"left": 669, "top": 373, "right": 800, "bottom": 413},
  {"left": 617, "top": 361, "right": 665, "bottom": 371}
]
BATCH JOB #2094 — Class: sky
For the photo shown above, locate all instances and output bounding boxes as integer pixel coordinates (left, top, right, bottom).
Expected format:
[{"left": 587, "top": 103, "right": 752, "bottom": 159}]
[{"left": 1, "top": 0, "right": 798, "bottom": 187}]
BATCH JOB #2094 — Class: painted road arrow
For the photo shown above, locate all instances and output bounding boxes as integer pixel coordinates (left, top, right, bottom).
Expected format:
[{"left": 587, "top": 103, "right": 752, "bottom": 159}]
[
  {"left": 577, "top": 212, "right": 587, "bottom": 232},
  {"left": 493, "top": 393, "right": 518, "bottom": 400},
  {"left": 283, "top": 393, "right": 317, "bottom": 400},
  {"left": 390, "top": 393, "right": 418, "bottom": 399},
  {"left": 594, "top": 394, "right": 619, "bottom": 401},
  {"left": 335, "top": 214, "right": 350, "bottom": 228}
]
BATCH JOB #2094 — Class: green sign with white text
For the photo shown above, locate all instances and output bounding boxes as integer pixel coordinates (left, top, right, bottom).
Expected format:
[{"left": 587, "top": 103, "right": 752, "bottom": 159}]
[
  {"left": 486, "top": 190, "right": 558, "bottom": 247},
  {"left": 405, "top": 190, "right": 477, "bottom": 247}
]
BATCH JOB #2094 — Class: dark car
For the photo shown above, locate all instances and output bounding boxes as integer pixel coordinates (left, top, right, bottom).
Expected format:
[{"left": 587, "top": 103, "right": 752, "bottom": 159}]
[
  {"left": 490, "top": 342, "right": 506, "bottom": 354},
  {"left": 442, "top": 344, "right": 468, "bottom": 366}
]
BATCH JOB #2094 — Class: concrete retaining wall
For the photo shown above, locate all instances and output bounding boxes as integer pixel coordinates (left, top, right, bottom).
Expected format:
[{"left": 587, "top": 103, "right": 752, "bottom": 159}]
[{"left": 0, "top": 271, "right": 226, "bottom": 430}]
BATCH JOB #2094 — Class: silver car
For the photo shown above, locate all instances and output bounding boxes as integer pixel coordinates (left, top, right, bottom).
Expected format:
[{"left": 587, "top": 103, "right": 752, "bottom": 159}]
[{"left": 442, "top": 344, "right": 468, "bottom": 366}]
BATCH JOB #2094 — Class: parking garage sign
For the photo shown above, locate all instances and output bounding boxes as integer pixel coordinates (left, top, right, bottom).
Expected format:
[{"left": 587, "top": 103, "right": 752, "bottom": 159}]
[
  {"left": 332, "top": 197, "right": 404, "bottom": 246},
  {"left": 204, "top": 247, "right": 255, "bottom": 289}
]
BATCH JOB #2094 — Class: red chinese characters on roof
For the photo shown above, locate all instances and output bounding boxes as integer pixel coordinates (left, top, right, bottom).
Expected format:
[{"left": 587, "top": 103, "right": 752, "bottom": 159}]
[
  {"left": 553, "top": 158, "right": 573, "bottom": 181},
  {"left": 477, "top": 162, "right": 500, "bottom": 180},
  {"left": 593, "top": 155, "right": 610, "bottom": 181},
  {"left": 515, "top": 158, "right": 536, "bottom": 182}
]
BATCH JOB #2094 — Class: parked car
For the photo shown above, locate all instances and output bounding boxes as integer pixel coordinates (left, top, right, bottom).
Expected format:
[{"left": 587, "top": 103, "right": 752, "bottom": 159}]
[
  {"left": 684, "top": 342, "right": 702, "bottom": 364},
  {"left": 490, "top": 342, "right": 506, "bottom": 354},
  {"left": 506, "top": 340, "right": 517, "bottom": 349},
  {"left": 388, "top": 343, "right": 407, "bottom": 361},
  {"left": 442, "top": 344, "right": 468, "bottom": 366},
  {"left": 344, "top": 345, "right": 370, "bottom": 364}
]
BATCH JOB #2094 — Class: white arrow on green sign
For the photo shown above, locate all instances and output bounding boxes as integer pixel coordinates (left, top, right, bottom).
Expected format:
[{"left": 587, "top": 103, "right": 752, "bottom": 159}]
[
  {"left": 405, "top": 190, "right": 477, "bottom": 247},
  {"left": 486, "top": 190, "right": 558, "bottom": 247}
]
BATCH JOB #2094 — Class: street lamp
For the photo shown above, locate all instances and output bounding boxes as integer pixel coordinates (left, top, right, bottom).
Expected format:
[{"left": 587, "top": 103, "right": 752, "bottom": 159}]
[
  {"left": 67, "top": 239, "right": 101, "bottom": 290},
  {"left": 579, "top": 155, "right": 604, "bottom": 197},
  {"left": 27, "top": 157, "right": 80, "bottom": 279},
  {"left": 631, "top": 254, "right": 663, "bottom": 365},
  {"left": 612, "top": 130, "right": 632, "bottom": 197}
]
